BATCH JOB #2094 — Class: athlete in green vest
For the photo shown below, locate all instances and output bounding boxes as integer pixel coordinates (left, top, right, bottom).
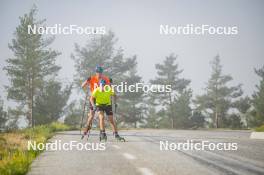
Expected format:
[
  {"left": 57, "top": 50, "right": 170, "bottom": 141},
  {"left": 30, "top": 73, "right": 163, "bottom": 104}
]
[{"left": 90, "top": 79, "right": 125, "bottom": 141}]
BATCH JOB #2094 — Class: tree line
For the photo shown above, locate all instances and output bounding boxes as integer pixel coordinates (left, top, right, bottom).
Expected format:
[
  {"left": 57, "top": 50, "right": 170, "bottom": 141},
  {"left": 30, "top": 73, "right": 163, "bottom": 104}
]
[{"left": 0, "top": 7, "right": 263, "bottom": 130}]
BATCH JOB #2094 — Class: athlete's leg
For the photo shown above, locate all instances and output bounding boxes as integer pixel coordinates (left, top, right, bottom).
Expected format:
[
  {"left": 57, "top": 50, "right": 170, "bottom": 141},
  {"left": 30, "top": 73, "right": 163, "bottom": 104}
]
[
  {"left": 83, "top": 110, "right": 94, "bottom": 133},
  {"left": 105, "top": 105, "right": 117, "bottom": 132},
  {"left": 108, "top": 114, "right": 125, "bottom": 141},
  {"left": 105, "top": 105, "right": 122, "bottom": 139},
  {"left": 83, "top": 99, "right": 95, "bottom": 133},
  {"left": 87, "top": 110, "right": 94, "bottom": 127},
  {"left": 98, "top": 110, "right": 107, "bottom": 141},
  {"left": 108, "top": 115, "right": 117, "bottom": 133},
  {"left": 98, "top": 111, "right": 105, "bottom": 131}
]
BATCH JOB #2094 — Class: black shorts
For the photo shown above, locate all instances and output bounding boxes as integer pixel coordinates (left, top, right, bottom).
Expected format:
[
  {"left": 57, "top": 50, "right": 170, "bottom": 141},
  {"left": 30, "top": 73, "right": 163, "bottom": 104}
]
[{"left": 97, "top": 105, "right": 113, "bottom": 116}]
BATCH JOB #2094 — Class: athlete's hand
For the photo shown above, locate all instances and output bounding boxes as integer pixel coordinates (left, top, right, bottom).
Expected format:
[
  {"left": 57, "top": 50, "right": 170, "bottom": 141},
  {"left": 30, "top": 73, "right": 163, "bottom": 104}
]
[{"left": 81, "top": 79, "right": 88, "bottom": 91}]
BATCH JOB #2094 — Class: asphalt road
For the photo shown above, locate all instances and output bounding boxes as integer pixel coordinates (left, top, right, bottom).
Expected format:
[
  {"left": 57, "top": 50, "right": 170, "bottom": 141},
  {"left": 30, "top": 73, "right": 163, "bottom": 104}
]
[{"left": 27, "top": 129, "right": 264, "bottom": 175}]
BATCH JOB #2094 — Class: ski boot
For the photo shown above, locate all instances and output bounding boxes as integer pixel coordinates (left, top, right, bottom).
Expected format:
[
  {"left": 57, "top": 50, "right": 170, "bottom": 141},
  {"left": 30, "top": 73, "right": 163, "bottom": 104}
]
[
  {"left": 114, "top": 132, "right": 125, "bottom": 142},
  {"left": 100, "top": 131, "right": 107, "bottom": 142},
  {"left": 81, "top": 124, "right": 91, "bottom": 140}
]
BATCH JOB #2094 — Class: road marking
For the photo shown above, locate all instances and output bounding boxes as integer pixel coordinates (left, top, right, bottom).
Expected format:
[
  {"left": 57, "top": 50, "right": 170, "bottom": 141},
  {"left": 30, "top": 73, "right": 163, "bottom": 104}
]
[
  {"left": 138, "top": 167, "right": 155, "bottom": 175},
  {"left": 122, "top": 153, "right": 136, "bottom": 160},
  {"left": 112, "top": 145, "right": 121, "bottom": 149}
]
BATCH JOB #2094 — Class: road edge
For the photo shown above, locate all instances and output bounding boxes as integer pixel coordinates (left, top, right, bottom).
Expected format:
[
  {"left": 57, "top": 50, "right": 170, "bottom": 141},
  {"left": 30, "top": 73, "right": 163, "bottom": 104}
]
[{"left": 250, "top": 132, "right": 264, "bottom": 139}]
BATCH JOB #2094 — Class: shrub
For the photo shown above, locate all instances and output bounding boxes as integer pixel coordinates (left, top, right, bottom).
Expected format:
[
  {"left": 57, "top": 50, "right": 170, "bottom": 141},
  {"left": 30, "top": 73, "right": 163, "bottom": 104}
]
[{"left": 255, "top": 124, "right": 264, "bottom": 132}]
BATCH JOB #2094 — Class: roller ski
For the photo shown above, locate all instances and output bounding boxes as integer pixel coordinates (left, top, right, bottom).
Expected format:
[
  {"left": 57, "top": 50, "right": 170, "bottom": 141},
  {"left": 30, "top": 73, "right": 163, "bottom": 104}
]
[
  {"left": 100, "top": 131, "right": 107, "bottom": 142},
  {"left": 81, "top": 125, "right": 91, "bottom": 140},
  {"left": 114, "top": 132, "right": 125, "bottom": 142}
]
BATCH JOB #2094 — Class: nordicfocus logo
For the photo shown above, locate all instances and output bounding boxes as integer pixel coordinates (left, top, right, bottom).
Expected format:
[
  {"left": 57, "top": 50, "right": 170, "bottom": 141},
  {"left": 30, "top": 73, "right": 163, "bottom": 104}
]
[
  {"left": 160, "top": 140, "right": 238, "bottom": 151},
  {"left": 28, "top": 140, "right": 106, "bottom": 151},
  {"left": 160, "top": 24, "right": 238, "bottom": 35},
  {"left": 95, "top": 82, "right": 172, "bottom": 93},
  {"left": 28, "top": 24, "right": 106, "bottom": 35}
]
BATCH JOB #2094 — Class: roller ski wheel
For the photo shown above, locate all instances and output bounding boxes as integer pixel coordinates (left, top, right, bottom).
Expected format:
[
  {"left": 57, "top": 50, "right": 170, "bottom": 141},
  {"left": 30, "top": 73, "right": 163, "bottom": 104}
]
[
  {"left": 81, "top": 130, "right": 90, "bottom": 140},
  {"left": 115, "top": 135, "right": 125, "bottom": 142},
  {"left": 81, "top": 131, "right": 90, "bottom": 140},
  {"left": 100, "top": 133, "right": 107, "bottom": 142},
  {"left": 81, "top": 125, "right": 91, "bottom": 140}
]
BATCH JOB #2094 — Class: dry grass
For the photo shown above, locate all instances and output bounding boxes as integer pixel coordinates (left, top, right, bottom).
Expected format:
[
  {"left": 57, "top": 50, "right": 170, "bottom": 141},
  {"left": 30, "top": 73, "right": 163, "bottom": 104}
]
[
  {"left": 2, "top": 133, "right": 28, "bottom": 150},
  {"left": 0, "top": 122, "right": 71, "bottom": 175}
]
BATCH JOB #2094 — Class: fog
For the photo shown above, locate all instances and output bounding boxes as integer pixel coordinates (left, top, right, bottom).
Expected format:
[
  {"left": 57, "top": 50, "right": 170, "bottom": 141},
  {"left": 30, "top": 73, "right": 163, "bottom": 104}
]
[{"left": 1, "top": 0, "right": 264, "bottom": 108}]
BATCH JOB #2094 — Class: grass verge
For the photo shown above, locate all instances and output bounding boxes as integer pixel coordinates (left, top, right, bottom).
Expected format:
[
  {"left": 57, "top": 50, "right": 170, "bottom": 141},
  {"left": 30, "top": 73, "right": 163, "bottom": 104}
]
[
  {"left": 255, "top": 124, "right": 264, "bottom": 132},
  {"left": 0, "top": 122, "right": 71, "bottom": 175}
]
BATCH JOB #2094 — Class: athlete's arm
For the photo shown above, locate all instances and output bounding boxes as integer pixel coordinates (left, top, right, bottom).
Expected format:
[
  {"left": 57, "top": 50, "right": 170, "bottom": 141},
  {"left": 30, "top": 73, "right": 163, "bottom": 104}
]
[
  {"left": 90, "top": 96, "right": 96, "bottom": 107},
  {"left": 90, "top": 88, "right": 98, "bottom": 107},
  {"left": 81, "top": 76, "right": 91, "bottom": 89}
]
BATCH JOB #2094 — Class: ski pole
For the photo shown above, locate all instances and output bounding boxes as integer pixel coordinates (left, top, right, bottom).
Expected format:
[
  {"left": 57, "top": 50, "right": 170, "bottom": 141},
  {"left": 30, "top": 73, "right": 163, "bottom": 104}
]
[
  {"left": 114, "top": 103, "right": 117, "bottom": 113},
  {"left": 80, "top": 87, "right": 89, "bottom": 134}
]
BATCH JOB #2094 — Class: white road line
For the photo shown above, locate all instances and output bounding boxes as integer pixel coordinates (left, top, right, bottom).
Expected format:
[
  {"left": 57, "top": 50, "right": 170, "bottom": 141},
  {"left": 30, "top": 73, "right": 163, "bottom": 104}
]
[
  {"left": 122, "top": 153, "right": 136, "bottom": 160},
  {"left": 138, "top": 167, "right": 155, "bottom": 175},
  {"left": 112, "top": 145, "right": 121, "bottom": 149}
]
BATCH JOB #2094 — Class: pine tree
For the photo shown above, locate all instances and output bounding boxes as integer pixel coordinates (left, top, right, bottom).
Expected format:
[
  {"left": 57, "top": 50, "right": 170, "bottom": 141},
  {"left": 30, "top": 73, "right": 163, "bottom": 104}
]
[
  {"left": 0, "top": 97, "right": 7, "bottom": 130},
  {"left": 150, "top": 54, "right": 190, "bottom": 128},
  {"left": 117, "top": 67, "right": 145, "bottom": 128},
  {"left": 72, "top": 31, "right": 135, "bottom": 86},
  {"left": 194, "top": 55, "right": 242, "bottom": 128},
  {"left": 144, "top": 95, "right": 161, "bottom": 128},
  {"left": 190, "top": 111, "right": 206, "bottom": 128},
  {"left": 72, "top": 31, "right": 144, "bottom": 126},
  {"left": 64, "top": 102, "right": 82, "bottom": 128},
  {"left": 34, "top": 80, "right": 72, "bottom": 125},
  {"left": 251, "top": 66, "right": 264, "bottom": 126},
  {"left": 3, "top": 7, "right": 60, "bottom": 127},
  {"left": 233, "top": 97, "right": 251, "bottom": 128},
  {"left": 173, "top": 88, "right": 192, "bottom": 128}
]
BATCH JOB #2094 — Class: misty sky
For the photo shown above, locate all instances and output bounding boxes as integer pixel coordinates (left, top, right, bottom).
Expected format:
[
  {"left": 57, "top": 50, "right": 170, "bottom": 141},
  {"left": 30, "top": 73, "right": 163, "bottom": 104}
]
[{"left": 0, "top": 0, "right": 264, "bottom": 108}]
